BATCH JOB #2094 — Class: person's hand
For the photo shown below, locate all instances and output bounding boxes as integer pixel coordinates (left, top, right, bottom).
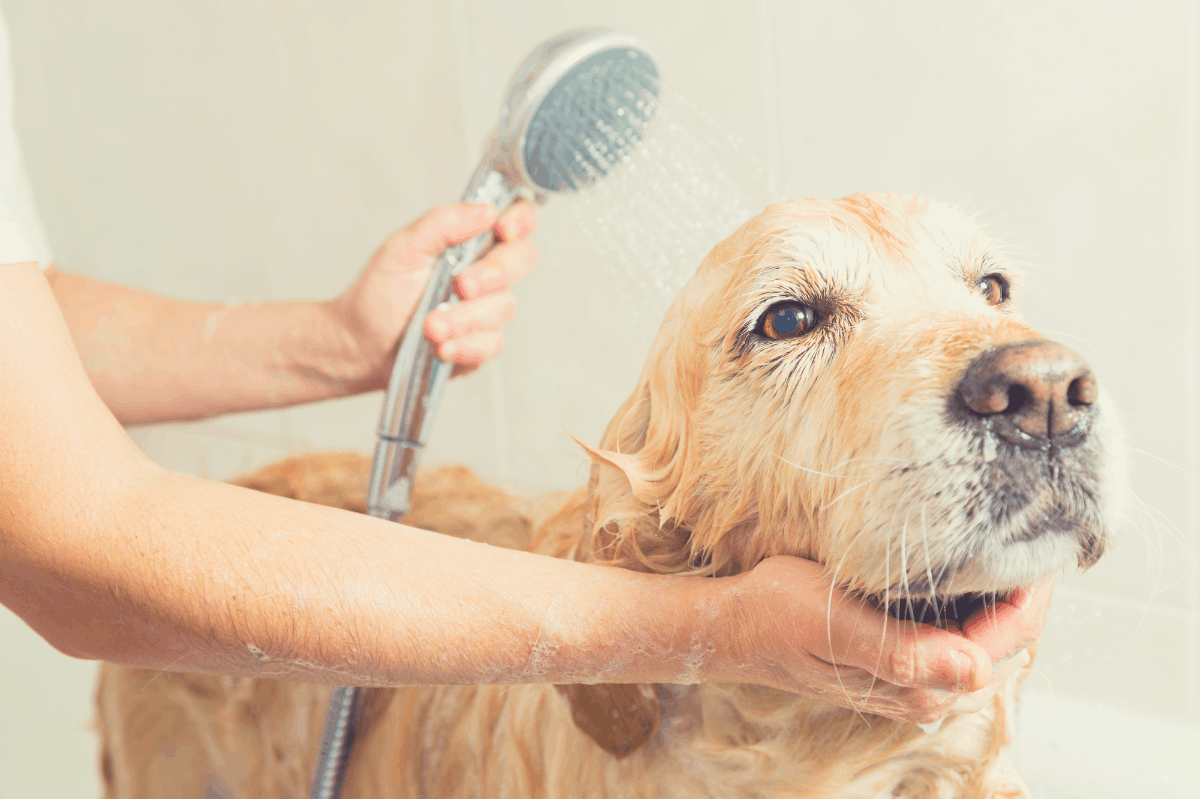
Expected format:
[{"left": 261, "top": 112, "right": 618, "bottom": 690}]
[
  {"left": 711, "top": 557, "right": 1051, "bottom": 724},
  {"left": 333, "top": 200, "right": 539, "bottom": 385},
  {"left": 940, "top": 582, "right": 1050, "bottom": 717}
]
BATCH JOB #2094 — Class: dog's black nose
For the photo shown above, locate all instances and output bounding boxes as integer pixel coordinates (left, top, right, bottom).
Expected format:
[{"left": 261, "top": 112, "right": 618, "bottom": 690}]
[{"left": 958, "top": 340, "right": 1097, "bottom": 446}]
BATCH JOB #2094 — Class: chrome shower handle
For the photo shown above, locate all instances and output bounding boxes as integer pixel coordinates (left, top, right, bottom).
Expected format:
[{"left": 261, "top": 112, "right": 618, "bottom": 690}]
[{"left": 366, "top": 168, "right": 520, "bottom": 521}]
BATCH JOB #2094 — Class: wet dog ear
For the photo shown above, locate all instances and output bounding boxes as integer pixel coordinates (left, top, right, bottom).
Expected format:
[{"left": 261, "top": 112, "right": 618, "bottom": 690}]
[
  {"left": 570, "top": 433, "right": 659, "bottom": 506},
  {"left": 555, "top": 683, "right": 660, "bottom": 759}
]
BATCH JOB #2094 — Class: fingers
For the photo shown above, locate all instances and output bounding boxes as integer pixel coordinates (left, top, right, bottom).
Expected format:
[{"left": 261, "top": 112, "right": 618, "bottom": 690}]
[
  {"left": 455, "top": 237, "right": 539, "bottom": 300},
  {"left": 947, "top": 647, "right": 1032, "bottom": 716},
  {"left": 814, "top": 577, "right": 990, "bottom": 693},
  {"left": 424, "top": 292, "right": 514, "bottom": 368},
  {"left": 494, "top": 199, "right": 539, "bottom": 242},
  {"left": 882, "top": 688, "right": 959, "bottom": 725},
  {"left": 409, "top": 201, "right": 535, "bottom": 374},
  {"left": 424, "top": 291, "right": 517, "bottom": 343},
  {"left": 824, "top": 577, "right": 1051, "bottom": 702},
  {"left": 436, "top": 330, "right": 504, "bottom": 368},
  {"left": 961, "top": 578, "right": 1053, "bottom": 664},
  {"left": 802, "top": 655, "right": 959, "bottom": 724},
  {"left": 399, "top": 202, "right": 500, "bottom": 260},
  {"left": 850, "top": 633, "right": 1034, "bottom": 723},
  {"left": 738, "top": 557, "right": 992, "bottom": 695}
]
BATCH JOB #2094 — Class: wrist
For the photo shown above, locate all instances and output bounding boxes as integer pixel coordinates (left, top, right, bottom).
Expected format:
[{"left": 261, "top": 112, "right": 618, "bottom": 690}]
[
  {"left": 689, "top": 572, "right": 750, "bottom": 684},
  {"left": 312, "top": 296, "right": 389, "bottom": 394},
  {"left": 617, "top": 571, "right": 732, "bottom": 685}
]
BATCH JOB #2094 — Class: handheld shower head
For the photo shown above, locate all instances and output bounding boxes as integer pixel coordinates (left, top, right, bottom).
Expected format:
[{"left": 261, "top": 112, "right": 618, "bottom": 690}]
[
  {"left": 366, "top": 28, "right": 659, "bottom": 523},
  {"left": 493, "top": 28, "right": 659, "bottom": 193},
  {"left": 311, "top": 30, "right": 660, "bottom": 799}
]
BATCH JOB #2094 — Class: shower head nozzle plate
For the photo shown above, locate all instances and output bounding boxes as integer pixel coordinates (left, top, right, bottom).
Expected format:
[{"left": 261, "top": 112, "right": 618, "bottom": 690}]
[{"left": 494, "top": 29, "right": 660, "bottom": 195}]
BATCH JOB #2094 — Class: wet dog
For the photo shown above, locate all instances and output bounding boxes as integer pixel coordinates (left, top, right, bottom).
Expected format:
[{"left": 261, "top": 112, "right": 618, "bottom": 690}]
[{"left": 96, "top": 192, "right": 1122, "bottom": 798}]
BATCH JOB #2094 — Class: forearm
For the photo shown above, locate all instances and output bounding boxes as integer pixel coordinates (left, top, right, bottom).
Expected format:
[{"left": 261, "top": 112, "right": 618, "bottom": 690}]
[
  {"left": 47, "top": 269, "right": 374, "bottom": 425},
  {"left": 0, "top": 263, "right": 708, "bottom": 687},
  {"left": 4, "top": 464, "right": 713, "bottom": 686}
]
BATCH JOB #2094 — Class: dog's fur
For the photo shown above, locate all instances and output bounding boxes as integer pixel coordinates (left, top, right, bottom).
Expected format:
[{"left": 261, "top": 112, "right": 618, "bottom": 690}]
[{"left": 96, "top": 193, "right": 1121, "bottom": 798}]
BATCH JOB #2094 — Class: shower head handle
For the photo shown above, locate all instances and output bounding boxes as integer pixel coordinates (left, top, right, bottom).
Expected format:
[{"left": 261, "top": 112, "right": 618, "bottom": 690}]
[{"left": 366, "top": 28, "right": 659, "bottom": 519}]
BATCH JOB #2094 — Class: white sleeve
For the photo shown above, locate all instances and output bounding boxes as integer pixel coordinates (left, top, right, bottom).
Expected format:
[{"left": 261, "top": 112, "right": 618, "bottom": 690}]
[{"left": 0, "top": 9, "right": 51, "bottom": 268}]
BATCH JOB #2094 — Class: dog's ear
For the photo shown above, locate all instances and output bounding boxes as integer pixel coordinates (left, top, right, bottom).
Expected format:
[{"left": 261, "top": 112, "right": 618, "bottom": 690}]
[
  {"left": 555, "top": 683, "right": 660, "bottom": 759},
  {"left": 569, "top": 433, "right": 659, "bottom": 506}
]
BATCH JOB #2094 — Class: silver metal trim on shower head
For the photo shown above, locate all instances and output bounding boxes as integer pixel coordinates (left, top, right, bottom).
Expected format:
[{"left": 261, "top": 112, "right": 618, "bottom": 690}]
[{"left": 487, "top": 27, "right": 659, "bottom": 194}]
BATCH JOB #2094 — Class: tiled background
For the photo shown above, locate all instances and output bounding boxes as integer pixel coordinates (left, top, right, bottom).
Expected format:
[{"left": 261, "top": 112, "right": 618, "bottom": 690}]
[{"left": 0, "top": 1, "right": 1197, "bottom": 797}]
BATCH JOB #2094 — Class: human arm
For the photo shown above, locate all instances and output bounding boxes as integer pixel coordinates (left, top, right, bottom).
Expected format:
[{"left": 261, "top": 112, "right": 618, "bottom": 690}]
[
  {"left": 711, "top": 556, "right": 1050, "bottom": 723},
  {"left": 45, "top": 201, "right": 538, "bottom": 426},
  {"left": 2, "top": 261, "right": 1041, "bottom": 706},
  {"left": 2, "top": 258, "right": 695, "bottom": 685}
]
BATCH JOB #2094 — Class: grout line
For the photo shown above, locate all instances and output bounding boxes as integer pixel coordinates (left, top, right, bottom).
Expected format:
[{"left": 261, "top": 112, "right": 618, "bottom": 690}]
[{"left": 1182, "top": 0, "right": 1200, "bottom": 723}]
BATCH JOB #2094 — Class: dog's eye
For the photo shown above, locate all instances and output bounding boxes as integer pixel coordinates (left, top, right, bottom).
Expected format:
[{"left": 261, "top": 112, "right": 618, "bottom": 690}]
[
  {"left": 757, "top": 302, "right": 817, "bottom": 341},
  {"left": 976, "top": 274, "right": 1009, "bottom": 306}
]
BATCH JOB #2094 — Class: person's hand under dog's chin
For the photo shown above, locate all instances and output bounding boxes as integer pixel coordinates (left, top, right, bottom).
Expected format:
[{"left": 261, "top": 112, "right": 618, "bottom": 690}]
[
  {"left": 941, "top": 577, "right": 1053, "bottom": 717},
  {"left": 706, "top": 558, "right": 1052, "bottom": 725}
]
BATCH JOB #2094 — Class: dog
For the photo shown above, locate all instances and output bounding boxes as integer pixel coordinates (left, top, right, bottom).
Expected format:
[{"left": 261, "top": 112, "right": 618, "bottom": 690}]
[{"left": 95, "top": 192, "right": 1122, "bottom": 798}]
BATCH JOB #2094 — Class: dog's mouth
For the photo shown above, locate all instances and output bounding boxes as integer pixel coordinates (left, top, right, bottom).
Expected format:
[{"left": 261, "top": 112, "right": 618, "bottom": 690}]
[{"left": 878, "top": 588, "right": 1028, "bottom": 631}]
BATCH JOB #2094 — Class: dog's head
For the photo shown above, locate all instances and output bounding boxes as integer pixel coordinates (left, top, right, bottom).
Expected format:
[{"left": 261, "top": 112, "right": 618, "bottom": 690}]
[{"left": 565, "top": 192, "right": 1123, "bottom": 755}]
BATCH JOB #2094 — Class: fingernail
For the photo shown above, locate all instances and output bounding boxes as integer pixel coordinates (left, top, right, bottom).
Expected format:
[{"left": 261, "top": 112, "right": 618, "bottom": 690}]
[{"left": 949, "top": 650, "right": 975, "bottom": 692}]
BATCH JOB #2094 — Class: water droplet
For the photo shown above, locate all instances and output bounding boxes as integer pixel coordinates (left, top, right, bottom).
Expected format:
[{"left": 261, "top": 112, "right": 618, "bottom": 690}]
[{"left": 561, "top": 81, "right": 770, "bottom": 326}]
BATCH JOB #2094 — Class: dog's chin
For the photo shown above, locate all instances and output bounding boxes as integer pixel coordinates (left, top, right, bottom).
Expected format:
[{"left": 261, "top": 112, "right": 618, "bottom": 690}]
[
  {"left": 866, "top": 522, "right": 1099, "bottom": 630},
  {"left": 944, "top": 532, "right": 1080, "bottom": 594}
]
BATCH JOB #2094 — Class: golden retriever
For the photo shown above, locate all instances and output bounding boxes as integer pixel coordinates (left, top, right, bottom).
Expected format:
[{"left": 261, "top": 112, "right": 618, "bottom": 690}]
[{"left": 96, "top": 192, "right": 1122, "bottom": 798}]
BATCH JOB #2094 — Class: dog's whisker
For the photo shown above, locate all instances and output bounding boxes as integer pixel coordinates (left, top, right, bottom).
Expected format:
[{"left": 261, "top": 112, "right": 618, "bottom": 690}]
[
  {"left": 864, "top": 527, "right": 894, "bottom": 725},
  {"left": 826, "top": 526, "right": 874, "bottom": 727},
  {"left": 709, "top": 251, "right": 762, "bottom": 274},
  {"left": 1125, "top": 446, "right": 1200, "bottom": 498},
  {"left": 775, "top": 454, "right": 858, "bottom": 480},
  {"left": 828, "top": 454, "right": 908, "bottom": 471},
  {"left": 1124, "top": 491, "right": 1176, "bottom": 583},
  {"left": 919, "top": 506, "right": 941, "bottom": 628},
  {"left": 820, "top": 477, "right": 885, "bottom": 511},
  {"left": 142, "top": 653, "right": 188, "bottom": 690},
  {"left": 1115, "top": 490, "right": 1188, "bottom": 639},
  {"left": 898, "top": 513, "right": 917, "bottom": 640}
]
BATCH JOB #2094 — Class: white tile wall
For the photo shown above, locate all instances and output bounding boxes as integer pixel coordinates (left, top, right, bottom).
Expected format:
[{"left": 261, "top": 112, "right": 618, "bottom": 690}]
[{"left": 1, "top": 0, "right": 1196, "bottom": 796}]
